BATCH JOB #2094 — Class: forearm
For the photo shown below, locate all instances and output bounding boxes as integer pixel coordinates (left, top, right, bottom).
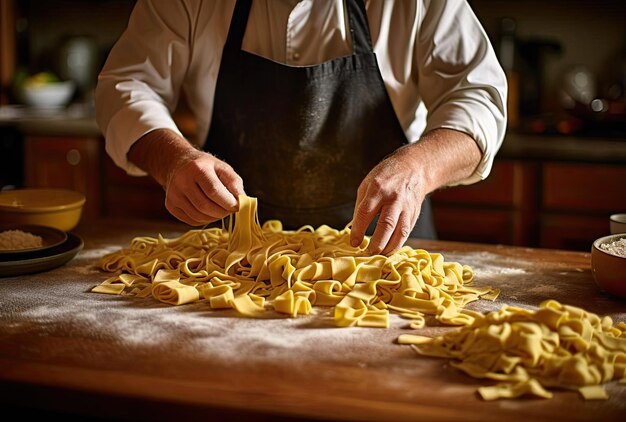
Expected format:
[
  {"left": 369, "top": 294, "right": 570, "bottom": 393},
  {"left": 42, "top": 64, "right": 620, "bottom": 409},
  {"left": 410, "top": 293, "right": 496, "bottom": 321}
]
[
  {"left": 405, "top": 128, "right": 482, "bottom": 195},
  {"left": 128, "top": 129, "right": 202, "bottom": 188}
]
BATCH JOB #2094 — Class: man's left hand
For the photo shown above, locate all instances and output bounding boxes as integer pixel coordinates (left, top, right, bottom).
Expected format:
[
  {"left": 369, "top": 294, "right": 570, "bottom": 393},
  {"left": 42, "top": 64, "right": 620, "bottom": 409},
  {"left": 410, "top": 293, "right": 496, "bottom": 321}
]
[
  {"left": 349, "top": 128, "right": 482, "bottom": 255},
  {"left": 349, "top": 143, "right": 426, "bottom": 255}
]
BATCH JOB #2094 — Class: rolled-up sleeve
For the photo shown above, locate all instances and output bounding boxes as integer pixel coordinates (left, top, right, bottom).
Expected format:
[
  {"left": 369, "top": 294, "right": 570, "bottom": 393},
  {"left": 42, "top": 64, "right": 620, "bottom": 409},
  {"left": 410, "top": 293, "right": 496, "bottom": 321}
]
[
  {"left": 416, "top": 0, "right": 507, "bottom": 185},
  {"left": 95, "top": 0, "right": 194, "bottom": 176}
]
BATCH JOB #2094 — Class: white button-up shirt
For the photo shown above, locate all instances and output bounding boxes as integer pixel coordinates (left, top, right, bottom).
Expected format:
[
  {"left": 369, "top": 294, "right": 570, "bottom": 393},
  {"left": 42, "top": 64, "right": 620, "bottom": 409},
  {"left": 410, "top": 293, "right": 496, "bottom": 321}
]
[{"left": 96, "top": 0, "right": 507, "bottom": 185}]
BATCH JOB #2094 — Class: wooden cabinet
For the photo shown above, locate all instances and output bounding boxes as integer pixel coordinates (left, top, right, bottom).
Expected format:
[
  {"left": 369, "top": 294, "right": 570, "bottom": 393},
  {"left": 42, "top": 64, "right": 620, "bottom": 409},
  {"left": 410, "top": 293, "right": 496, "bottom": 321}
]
[
  {"left": 24, "top": 135, "right": 102, "bottom": 220},
  {"left": 431, "top": 160, "right": 539, "bottom": 246},
  {"left": 540, "top": 163, "right": 626, "bottom": 249},
  {"left": 431, "top": 159, "right": 625, "bottom": 251},
  {"left": 102, "top": 156, "right": 171, "bottom": 220},
  {"left": 23, "top": 134, "right": 172, "bottom": 222},
  {"left": 542, "top": 163, "right": 626, "bottom": 212}
]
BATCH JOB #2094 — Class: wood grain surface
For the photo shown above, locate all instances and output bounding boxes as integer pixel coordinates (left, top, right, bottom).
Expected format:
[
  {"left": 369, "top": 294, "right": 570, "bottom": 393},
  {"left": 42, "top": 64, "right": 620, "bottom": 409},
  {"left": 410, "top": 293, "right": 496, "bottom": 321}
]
[{"left": 0, "top": 219, "right": 624, "bottom": 421}]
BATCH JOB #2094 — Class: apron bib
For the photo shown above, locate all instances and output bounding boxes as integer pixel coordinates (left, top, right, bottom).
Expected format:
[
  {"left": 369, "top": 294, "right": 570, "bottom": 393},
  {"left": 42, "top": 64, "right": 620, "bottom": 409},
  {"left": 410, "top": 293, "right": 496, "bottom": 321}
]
[{"left": 205, "top": 0, "right": 435, "bottom": 238}]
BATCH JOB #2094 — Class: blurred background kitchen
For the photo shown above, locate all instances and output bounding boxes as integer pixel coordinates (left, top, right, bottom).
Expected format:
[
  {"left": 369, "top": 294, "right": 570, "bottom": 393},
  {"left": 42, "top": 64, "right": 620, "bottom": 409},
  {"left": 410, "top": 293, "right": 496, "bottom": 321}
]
[{"left": 0, "top": 0, "right": 625, "bottom": 251}]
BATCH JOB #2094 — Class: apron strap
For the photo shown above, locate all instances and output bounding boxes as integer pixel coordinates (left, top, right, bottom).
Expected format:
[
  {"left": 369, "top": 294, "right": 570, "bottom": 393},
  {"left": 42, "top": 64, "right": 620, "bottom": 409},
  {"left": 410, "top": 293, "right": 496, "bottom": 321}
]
[
  {"left": 346, "top": 0, "right": 374, "bottom": 55},
  {"left": 225, "top": 0, "right": 374, "bottom": 55},
  {"left": 223, "top": 0, "right": 253, "bottom": 53}
]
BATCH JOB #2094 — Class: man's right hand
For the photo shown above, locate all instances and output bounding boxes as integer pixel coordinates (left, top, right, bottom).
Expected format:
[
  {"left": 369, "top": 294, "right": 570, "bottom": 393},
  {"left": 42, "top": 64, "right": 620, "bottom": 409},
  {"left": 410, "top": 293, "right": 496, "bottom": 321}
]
[{"left": 128, "top": 129, "right": 245, "bottom": 226}]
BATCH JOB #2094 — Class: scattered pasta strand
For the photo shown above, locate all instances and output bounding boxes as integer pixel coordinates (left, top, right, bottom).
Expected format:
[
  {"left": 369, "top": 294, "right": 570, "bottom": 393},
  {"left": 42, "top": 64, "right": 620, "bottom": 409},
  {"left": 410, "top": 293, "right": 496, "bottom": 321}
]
[
  {"left": 94, "top": 195, "right": 497, "bottom": 327},
  {"left": 399, "top": 300, "right": 626, "bottom": 400}
]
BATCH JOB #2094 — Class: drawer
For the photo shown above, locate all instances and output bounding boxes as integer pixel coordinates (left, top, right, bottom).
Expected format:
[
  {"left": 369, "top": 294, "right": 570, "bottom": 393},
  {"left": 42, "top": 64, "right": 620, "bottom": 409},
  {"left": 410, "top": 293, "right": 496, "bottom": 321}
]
[
  {"left": 432, "top": 160, "right": 537, "bottom": 208},
  {"left": 432, "top": 207, "right": 516, "bottom": 245},
  {"left": 540, "top": 213, "right": 609, "bottom": 251},
  {"left": 543, "top": 163, "right": 626, "bottom": 213}
]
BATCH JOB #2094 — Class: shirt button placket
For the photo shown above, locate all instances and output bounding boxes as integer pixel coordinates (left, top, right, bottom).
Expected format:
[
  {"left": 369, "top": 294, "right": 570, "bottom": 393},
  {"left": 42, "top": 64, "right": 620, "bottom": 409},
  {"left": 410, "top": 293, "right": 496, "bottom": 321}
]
[{"left": 286, "top": 0, "right": 306, "bottom": 64}]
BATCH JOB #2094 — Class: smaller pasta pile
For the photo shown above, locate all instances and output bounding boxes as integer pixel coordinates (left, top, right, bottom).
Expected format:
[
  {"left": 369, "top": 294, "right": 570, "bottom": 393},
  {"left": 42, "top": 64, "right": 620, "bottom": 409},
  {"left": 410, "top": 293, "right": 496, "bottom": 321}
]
[
  {"left": 398, "top": 300, "right": 626, "bottom": 400},
  {"left": 93, "top": 195, "right": 498, "bottom": 328}
]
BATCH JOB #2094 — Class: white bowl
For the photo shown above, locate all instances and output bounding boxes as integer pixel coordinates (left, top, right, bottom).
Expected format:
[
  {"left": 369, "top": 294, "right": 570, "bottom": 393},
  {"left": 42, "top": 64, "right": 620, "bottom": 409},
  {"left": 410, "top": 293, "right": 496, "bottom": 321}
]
[
  {"left": 610, "top": 213, "right": 626, "bottom": 235},
  {"left": 21, "top": 81, "right": 75, "bottom": 108}
]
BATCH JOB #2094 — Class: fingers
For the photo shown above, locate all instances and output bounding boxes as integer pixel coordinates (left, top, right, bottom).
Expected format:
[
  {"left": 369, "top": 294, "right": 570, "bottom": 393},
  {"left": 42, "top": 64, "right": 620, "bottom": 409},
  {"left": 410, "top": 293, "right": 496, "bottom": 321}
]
[
  {"left": 166, "top": 200, "right": 205, "bottom": 226},
  {"left": 195, "top": 168, "right": 238, "bottom": 212},
  {"left": 366, "top": 204, "right": 402, "bottom": 255},
  {"left": 165, "top": 154, "right": 245, "bottom": 225},
  {"left": 174, "top": 185, "right": 226, "bottom": 220},
  {"left": 380, "top": 212, "right": 414, "bottom": 256},
  {"left": 350, "top": 184, "right": 380, "bottom": 247},
  {"left": 351, "top": 153, "right": 424, "bottom": 255},
  {"left": 214, "top": 163, "right": 245, "bottom": 208},
  {"left": 365, "top": 206, "right": 418, "bottom": 256}
]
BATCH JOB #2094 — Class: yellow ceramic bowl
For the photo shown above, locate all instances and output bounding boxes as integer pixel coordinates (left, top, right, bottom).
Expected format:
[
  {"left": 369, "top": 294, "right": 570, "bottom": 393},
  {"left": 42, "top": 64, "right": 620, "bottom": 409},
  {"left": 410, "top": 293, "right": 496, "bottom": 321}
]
[
  {"left": 0, "top": 189, "right": 85, "bottom": 231},
  {"left": 591, "top": 234, "right": 626, "bottom": 298}
]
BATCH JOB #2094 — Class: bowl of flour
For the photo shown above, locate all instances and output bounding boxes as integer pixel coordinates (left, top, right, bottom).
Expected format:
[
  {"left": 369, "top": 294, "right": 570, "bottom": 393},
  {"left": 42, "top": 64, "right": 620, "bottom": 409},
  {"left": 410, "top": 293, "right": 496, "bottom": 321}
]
[{"left": 591, "top": 234, "right": 626, "bottom": 298}]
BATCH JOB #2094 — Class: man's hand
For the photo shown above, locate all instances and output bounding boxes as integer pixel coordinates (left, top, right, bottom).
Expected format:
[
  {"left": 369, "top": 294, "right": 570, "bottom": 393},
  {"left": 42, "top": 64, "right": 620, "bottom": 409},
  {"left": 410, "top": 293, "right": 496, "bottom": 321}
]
[
  {"left": 350, "top": 129, "right": 482, "bottom": 255},
  {"left": 350, "top": 144, "right": 426, "bottom": 256},
  {"left": 165, "top": 151, "right": 244, "bottom": 225},
  {"left": 128, "top": 129, "right": 244, "bottom": 226}
]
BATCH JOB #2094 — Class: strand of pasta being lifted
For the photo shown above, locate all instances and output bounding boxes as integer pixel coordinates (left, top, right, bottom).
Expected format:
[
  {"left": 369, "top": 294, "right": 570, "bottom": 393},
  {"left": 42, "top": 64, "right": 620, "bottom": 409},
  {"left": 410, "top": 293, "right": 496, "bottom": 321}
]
[{"left": 94, "top": 195, "right": 499, "bottom": 328}]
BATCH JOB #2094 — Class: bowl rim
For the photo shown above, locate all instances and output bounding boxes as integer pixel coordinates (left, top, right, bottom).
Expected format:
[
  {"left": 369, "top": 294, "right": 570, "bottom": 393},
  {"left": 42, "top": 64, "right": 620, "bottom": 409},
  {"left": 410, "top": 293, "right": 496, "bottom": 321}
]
[
  {"left": 592, "top": 233, "right": 626, "bottom": 258},
  {"left": 609, "top": 213, "right": 626, "bottom": 224},
  {"left": 22, "top": 80, "right": 75, "bottom": 89},
  {"left": 0, "top": 189, "right": 85, "bottom": 213}
]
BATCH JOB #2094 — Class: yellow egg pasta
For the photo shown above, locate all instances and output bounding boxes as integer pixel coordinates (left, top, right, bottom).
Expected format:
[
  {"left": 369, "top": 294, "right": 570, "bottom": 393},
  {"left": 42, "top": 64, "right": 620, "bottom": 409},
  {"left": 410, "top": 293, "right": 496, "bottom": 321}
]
[
  {"left": 94, "top": 195, "right": 497, "bottom": 328},
  {"left": 399, "top": 300, "right": 626, "bottom": 400}
]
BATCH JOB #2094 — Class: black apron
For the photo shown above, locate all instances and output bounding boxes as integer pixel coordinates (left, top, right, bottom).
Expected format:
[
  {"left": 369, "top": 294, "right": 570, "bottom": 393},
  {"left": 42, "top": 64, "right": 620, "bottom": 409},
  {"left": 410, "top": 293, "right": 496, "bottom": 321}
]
[{"left": 205, "top": 0, "right": 436, "bottom": 239}]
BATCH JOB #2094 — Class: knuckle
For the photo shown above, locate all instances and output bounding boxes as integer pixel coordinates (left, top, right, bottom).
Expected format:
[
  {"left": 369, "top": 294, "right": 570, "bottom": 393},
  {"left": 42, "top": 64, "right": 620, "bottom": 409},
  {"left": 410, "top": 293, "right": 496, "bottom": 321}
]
[
  {"left": 187, "top": 158, "right": 205, "bottom": 173},
  {"left": 169, "top": 173, "right": 185, "bottom": 189},
  {"left": 355, "top": 204, "right": 372, "bottom": 220},
  {"left": 202, "top": 183, "right": 220, "bottom": 198},
  {"left": 377, "top": 216, "right": 396, "bottom": 231},
  {"left": 195, "top": 202, "right": 214, "bottom": 215},
  {"left": 399, "top": 224, "right": 412, "bottom": 239},
  {"left": 370, "top": 177, "right": 385, "bottom": 192}
]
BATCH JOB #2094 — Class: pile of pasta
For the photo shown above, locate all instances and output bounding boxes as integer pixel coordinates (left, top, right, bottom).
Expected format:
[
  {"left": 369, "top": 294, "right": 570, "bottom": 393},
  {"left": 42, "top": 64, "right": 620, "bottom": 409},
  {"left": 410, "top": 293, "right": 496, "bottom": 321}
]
[
  {"left": 398, "top": 300, "right": 626, "bottom": 400},
  {"left": 94, "top": 195, "right": 498, "bottom": 328}
]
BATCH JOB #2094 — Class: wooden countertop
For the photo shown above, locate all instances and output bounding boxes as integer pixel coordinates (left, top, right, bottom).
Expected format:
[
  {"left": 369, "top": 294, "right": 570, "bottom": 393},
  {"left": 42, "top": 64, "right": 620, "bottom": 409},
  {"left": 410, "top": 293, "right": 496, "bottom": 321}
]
[
  {"left": 0, "top": 219, "right": 625, "bottom": 421},
  {"left": 0, "top": 104, "right": 101, "bottom": 137}
]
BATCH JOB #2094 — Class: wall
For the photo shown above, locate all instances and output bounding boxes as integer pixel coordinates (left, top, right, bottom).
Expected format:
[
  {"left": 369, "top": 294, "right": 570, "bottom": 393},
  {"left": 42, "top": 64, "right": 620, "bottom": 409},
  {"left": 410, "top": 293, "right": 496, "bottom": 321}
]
[
  {"left": 14, "top": 0, "right": 135, "bottom": 77},
  {"left": 469, "top": 0, "right": 626, "bottom": 114},
  {"left": 14, "top": 0, "right": 626, "bottom": 114}
]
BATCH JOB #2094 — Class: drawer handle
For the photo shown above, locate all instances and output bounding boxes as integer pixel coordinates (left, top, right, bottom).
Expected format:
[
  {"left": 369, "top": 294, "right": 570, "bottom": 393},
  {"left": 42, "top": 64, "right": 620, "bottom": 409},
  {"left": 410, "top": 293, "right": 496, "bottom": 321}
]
[{"left": 66, "top": 149, "right": 81, "bottom": 166}]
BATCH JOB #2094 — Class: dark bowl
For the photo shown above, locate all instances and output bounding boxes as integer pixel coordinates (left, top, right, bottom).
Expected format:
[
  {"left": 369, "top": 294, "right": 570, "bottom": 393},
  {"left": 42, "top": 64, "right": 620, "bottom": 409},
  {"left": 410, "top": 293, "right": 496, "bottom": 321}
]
[{"left": 591, "top": 234, "right": 626, "bottom": 298}]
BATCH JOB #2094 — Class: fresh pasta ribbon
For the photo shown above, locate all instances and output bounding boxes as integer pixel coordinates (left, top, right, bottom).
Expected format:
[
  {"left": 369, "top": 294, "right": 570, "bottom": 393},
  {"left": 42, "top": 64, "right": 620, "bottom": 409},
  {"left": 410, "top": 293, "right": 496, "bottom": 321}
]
[
  {"left": 94, "top": 195, "right": 497, "bottom": 327},
  {"left": 401, "top": 300, "right": 626, "bottom": 401},
  {"left": 152, "top": 280, "right": 200, "bottom": 305}
]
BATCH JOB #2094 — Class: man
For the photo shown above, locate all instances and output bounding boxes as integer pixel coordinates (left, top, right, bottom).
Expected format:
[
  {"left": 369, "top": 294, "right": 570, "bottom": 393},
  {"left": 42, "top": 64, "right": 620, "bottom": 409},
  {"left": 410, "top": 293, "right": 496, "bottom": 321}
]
[{"left": 96, "top": 0, "right": 507, "bottom": 255}]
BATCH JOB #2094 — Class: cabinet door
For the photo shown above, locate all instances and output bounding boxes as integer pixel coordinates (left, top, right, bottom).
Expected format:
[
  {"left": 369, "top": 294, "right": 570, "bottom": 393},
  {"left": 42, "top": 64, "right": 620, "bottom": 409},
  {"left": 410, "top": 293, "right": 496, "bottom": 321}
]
[
  {"left": 432, "top": 208, "right": 517, "bottom": 245},
  {"left": 103, "top": 155, "right": 171, "bottom": 220},
  {"left": 540, "top": 214, "right": 608, "bottom": 251},
  {"left": 543, "top": 163, "right": 626, "bottom": 212},
  {"left": 431, "top": 160, "right": 539, "bottom": 246},
  {"left": 540, "top": 162, "right": 626, "bottom": 250},
  {"left": 24, "top": 136, "right": 101, "bottom": 219}
]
